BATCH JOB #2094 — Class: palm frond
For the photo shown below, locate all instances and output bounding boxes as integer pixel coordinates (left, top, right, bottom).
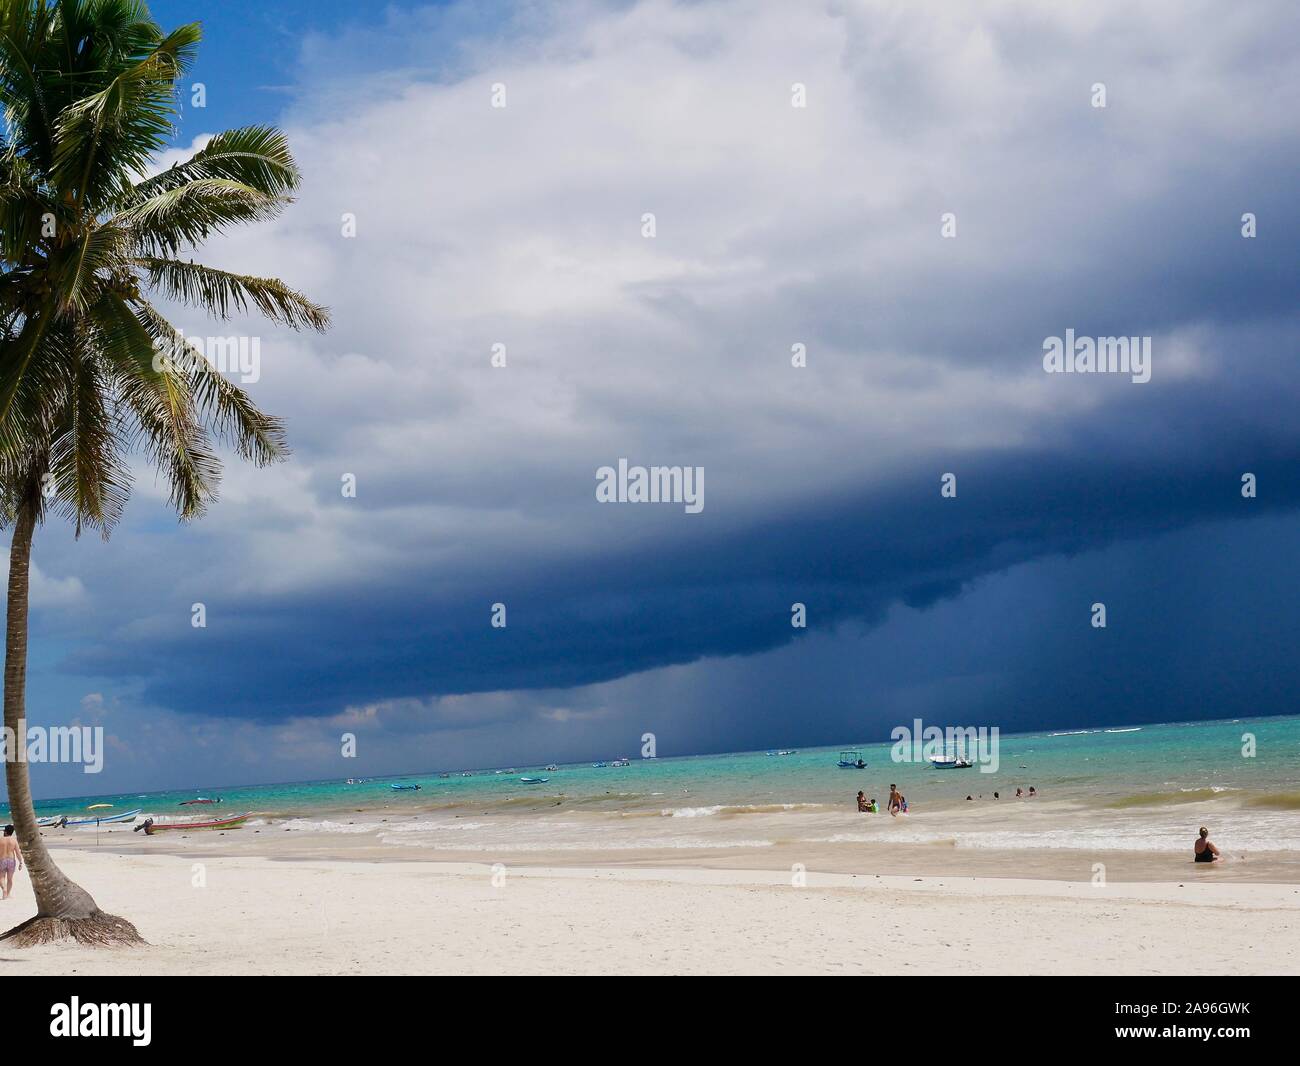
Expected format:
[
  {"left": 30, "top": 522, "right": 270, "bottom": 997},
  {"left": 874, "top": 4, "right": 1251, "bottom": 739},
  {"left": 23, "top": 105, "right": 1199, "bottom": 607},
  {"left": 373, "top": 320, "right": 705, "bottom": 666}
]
[
  {"left": 50, "top": 20, "right": 201, "bottom": 210},
  {"left": 48, "top": 222, "right": 130, "bottom": 314},
  {"left": 91, "top": 289, "right": 220, "bottom": 518},
  {"left": 127, "top": 125, "right": 302, "bottom": 202},
  {"left": 0, "top": 3, "right": 321, "bottom": 531},
  {"left": 45, "top": 320, "right": 132, "bottom": 536},
  {"left": 111, "top": 176, "right": 287, "bottom": 256},
  {"left": 134, "top": 299, "right": 288, "bottom": 467},
  {"left": 134, "top": 256, "right": 330, "bottom": 331}
]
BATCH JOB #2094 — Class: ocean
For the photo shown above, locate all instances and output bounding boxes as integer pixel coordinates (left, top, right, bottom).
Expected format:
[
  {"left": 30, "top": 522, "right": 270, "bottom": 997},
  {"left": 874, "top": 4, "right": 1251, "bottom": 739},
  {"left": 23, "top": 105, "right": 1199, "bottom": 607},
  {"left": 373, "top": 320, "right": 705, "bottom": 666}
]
[{"left": 7, "top": 714, "right": 1299, "bottom": 860}]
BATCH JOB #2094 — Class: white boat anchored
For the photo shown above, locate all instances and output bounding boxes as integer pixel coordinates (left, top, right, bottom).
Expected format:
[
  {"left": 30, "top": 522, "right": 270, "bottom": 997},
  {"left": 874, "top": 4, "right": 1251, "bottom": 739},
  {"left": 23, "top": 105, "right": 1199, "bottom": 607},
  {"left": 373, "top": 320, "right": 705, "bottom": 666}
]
[{"left": 837, "top": 750, "right": 866, "bottom": 769}]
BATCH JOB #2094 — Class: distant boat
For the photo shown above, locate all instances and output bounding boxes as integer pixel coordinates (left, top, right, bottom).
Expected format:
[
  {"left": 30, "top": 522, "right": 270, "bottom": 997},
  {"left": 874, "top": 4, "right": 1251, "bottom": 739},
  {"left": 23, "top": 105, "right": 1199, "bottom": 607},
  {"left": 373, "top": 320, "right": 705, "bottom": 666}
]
[
  {"left": 460, "top": 772, "right": 472, "bottom": 778},
  {"left": 931, "top": 754, "right": 973, "bottom": 769},
  {"left": 390, "top": 784, "right": 421, "bottom": 791},
  {"left": 837, "top": 750, "right": 866, "bottom": 769},
  {"left": 136, "top": 813, "right": 249, "bottom": 835},
  {"left": 544, "top": 765, "right": 559, "bottom": 772},
  {"left": 179, "top": 798, "right": 222, "bottom": 806},
  {"left": 1105, "top": 727, "right": 1142, "bottom": 733},
  {"left": 777, "top": 750, "right": 795, "bottom": 756},
  {"left": 611, "top": 757, "right": 631, "bottom": 767},
  {"left": 592, "top": 761, "right": 607, "bottom": 768},
  {"left": 519, "top": 777, "right": 549, "bottom": 784}
]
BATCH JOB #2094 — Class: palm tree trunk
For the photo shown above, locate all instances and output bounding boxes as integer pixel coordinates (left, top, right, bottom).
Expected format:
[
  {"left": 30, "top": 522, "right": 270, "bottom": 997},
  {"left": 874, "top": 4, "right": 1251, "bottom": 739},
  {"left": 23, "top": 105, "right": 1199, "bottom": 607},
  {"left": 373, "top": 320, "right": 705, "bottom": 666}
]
[{"left": 1, "top": 497, "right": 143, "bottom": 946}]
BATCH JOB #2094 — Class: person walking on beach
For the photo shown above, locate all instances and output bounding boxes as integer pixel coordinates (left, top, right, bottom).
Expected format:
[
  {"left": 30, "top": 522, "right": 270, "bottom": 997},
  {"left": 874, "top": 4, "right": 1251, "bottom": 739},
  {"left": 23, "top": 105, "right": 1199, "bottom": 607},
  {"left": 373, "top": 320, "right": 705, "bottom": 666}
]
[
  {"left": 1194, "top": 826, "right": 1220, "bottom": 863},
  {"left": 0, "top": 825, "right": 22, "bottom": 899}
]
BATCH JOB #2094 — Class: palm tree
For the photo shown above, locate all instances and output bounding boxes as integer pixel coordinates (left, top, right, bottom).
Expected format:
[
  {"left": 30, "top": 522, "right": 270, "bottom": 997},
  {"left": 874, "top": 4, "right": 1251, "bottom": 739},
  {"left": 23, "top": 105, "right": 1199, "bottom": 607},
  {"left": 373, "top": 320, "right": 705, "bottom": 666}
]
[{"left": 0, "top": 0, "right": 328, "bottom": 945}]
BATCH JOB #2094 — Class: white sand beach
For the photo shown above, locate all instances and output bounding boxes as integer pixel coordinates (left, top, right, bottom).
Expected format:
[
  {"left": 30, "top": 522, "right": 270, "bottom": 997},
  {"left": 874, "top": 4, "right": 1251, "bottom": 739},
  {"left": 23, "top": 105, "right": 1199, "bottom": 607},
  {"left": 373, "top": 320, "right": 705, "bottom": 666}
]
[{"left": 5, "top": 845, "right": 1298, "bottom": 975}]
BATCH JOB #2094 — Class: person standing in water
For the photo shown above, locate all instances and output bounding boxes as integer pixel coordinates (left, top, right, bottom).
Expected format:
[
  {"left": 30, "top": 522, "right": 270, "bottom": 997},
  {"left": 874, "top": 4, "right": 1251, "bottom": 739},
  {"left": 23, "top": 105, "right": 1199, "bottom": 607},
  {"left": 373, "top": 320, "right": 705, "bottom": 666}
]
[
  {"left": 0, "top": 825, "right": 22, "bottom": 899},
  {"left": 1194, "top": 826, "right": 1220, "bottom": 863}
]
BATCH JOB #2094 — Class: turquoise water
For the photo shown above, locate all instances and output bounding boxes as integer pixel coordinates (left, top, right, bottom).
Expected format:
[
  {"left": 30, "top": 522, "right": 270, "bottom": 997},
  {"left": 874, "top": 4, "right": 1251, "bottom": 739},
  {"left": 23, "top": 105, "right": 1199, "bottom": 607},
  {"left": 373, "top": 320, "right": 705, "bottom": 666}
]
[{"left": 6, "top": 714, "right": 1298, "bottom": 823}]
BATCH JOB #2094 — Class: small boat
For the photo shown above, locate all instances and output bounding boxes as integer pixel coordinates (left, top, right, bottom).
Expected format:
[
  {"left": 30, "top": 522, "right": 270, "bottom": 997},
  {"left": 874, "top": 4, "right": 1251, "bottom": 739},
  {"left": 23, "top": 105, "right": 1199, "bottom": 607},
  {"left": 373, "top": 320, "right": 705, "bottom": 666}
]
[
  {"left": 592, "top": 761, "right": 607, "bottom": 768},
  {"left": 390, "top": 783, "right": 422, "bottom": 791},
  {"left": 931, "top": 754, "right": 973, "bottom": 769},
  {"left": 837, "top": 750, "right": 866, "bottom": 769},
  {"left": 65, "top": 808, "right": 142, "bottom": 826},
  {"left": 519, "top": 777, "right": 549, "bottom": 784},
  {"left": 544, "top": 765, "right": 559, "bottom": 772},
  {"left": 136, "top": 813, "right": 250, "bottom": 835},
  {"left": 611, "top": 757, "right": 631, "bottom": 767},
  {"left": 179, "top": 797, "right": 222, "bottom": 806}
]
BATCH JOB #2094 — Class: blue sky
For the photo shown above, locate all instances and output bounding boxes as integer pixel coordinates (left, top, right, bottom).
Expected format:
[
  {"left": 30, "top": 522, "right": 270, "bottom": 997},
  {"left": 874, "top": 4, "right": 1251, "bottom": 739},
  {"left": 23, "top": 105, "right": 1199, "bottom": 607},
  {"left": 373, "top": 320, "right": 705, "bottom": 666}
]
[
  {"left": 10, "top": 0, "right": 1300, "bottom": 798},
  {"left": 148, "top": 0, "right": 407, "bottom": 132}
]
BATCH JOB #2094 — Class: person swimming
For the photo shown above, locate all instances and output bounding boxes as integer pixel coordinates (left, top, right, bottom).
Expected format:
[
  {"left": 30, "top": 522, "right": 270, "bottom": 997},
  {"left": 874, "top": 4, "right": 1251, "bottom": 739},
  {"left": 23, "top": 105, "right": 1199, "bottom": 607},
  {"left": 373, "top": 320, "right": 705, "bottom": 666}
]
[
  {"left": 1194, "top": 826, "right": 1220, "bottom": 863},
  {"left": 857, "top": 791, "right": 870, "bottom": 812}
]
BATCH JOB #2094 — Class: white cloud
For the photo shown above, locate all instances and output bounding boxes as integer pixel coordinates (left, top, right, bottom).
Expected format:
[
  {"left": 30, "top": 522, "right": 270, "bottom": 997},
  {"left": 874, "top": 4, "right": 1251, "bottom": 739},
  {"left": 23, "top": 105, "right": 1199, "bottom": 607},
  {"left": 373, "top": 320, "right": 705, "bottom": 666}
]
[{"left": 22, "top": 0, "right": 1299, "bottom": 751}]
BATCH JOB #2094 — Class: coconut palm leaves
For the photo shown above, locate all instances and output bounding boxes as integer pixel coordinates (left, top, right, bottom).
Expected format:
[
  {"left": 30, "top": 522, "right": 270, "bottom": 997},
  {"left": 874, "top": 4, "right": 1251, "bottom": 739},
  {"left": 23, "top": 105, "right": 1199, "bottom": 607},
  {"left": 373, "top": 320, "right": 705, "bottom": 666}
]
[{"left": 0, "top": 0, "right": 329, "bottom": 534}]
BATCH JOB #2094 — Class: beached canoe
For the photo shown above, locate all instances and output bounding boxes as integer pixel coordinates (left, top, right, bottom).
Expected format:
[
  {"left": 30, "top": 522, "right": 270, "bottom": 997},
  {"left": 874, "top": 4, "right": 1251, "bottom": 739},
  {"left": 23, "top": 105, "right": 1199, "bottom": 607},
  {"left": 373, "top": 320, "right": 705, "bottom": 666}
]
[
  {"left": 139, "top": 813, "right": 250, "bottom": 835},
  {"left": 64, "top": 808, "right": 142, "bottom": 826}
]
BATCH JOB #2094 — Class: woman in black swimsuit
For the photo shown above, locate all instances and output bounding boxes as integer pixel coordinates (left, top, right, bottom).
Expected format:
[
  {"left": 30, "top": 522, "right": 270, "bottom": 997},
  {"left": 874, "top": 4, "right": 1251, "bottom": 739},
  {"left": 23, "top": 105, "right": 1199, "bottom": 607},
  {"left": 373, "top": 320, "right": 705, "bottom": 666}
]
[{"left": 1194, "top": 826, "right": 1219, "bottom": 863}]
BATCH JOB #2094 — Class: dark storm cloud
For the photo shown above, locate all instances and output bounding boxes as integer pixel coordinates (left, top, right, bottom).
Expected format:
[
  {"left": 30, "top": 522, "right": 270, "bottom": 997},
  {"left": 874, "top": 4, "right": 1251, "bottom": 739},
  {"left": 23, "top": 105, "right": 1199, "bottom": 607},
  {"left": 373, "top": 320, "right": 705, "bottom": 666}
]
[{"left": 18, "top": 0, "right": 1300, "bottom": 751}]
